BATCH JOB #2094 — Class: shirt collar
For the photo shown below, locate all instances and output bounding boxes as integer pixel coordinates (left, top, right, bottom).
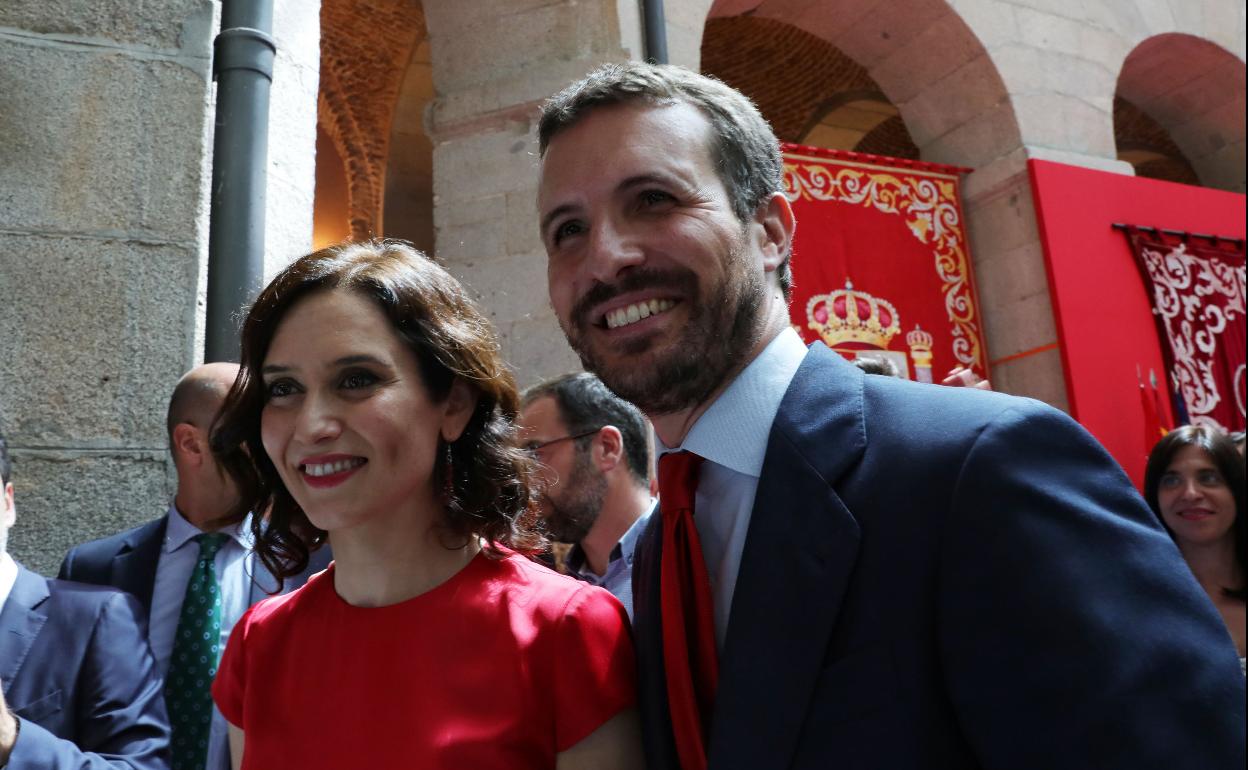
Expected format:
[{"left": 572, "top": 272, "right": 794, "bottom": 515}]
[
  {"left": 164, "top": 503, "right": 253, "bottom": 554},
  {"left": 567, "top": 498, "right": 658, "bottom": 576},
  {"left": 657, "top": 327, "right": 808, "bottom": 477},
  {"left": 0, "top": 551, "right": 18, "bottom": 611}
]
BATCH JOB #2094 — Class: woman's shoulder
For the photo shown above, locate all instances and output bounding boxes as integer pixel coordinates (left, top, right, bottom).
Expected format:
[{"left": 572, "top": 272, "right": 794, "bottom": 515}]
[
  {"left": 484, "top": 551, "right": 627, "bottom": 623},
  {"left": 239, "top": 563, "right": 334, "bottom": 629}
]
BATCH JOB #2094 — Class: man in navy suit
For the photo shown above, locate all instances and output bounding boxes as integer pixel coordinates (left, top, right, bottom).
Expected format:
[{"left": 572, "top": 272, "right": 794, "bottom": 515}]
[
  {"left": 536, "top": 62, "right": 1245, "bottom": 769},
  {"left": 59, "top": 363, "right": 329, "bottom": 770},
  {"left": 0, "top": 432, "right": 170, "bottom": 769}
]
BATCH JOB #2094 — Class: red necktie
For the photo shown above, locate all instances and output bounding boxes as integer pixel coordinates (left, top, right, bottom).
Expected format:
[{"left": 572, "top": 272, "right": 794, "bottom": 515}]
[{"left": 658, "top": 451, "right": 719, "bottom": 770}]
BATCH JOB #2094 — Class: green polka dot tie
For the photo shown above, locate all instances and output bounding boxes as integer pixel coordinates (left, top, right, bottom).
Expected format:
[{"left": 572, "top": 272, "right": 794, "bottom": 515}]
[{"left": 166, "top": 532, "right": 227, "bottom": 770}]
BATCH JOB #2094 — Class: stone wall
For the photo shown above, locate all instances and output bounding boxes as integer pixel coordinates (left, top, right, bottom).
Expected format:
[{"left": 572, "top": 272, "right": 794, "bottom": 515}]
[
  {"left": 0, "top": 0, "right": 217, "bottom": 575},
  {"left": 0, "top": 0, "right": 319, "bottom": 575}
]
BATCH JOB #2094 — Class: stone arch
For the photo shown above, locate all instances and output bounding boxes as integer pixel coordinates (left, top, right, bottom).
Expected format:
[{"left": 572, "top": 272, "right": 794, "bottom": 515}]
[
  {"left": 383, "top": 37, "right": 436, "bottom": 255},
  {"left": 701, "top": 15, "right": 921, "bottom": 158},
  {"left": 1115, "top": 33, "right": 1245, "bottom": 193},
  {"left": 704, "top": 0, "right": 1021, "bottom": 169},
  {"left": 317, "top": 0, "right": 426, "bottom": 241}
]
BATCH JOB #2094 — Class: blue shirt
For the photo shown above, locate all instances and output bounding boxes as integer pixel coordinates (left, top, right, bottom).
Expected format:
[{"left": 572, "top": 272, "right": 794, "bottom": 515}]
[
  {"left": 565, "top": 499, "right": 657, "bottom": 620},
  {"left": 657, "top": 327, "right": 808, "bottom": 650},
  {"left": 149, "top": 506, "right": 254, "bottom": 770}
]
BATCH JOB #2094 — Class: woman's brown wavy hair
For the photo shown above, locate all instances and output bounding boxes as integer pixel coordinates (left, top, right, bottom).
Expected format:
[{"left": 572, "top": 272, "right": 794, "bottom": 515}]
[{"left": 211, "top": 240, "right": 542, "bottom": 584}]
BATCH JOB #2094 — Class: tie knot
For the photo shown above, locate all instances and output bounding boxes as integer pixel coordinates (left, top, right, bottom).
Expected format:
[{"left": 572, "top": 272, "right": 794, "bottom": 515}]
[
  {"left": 659, "top": 451, "right": 704, "bottom": 514},
  {"left": 194, "top": 532, "right": 228, "bottom": 560}
]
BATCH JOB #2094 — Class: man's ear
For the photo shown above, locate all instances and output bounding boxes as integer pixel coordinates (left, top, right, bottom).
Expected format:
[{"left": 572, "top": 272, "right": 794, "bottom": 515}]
[
  {"left": 440, "top": 378, "right": 479, "bottom": 443},
  {"left": 754, "top": 191, "right": 796, "bottom": 274},
  {"left": 172, "top": 423, "right": 206, "bottom": 468},
  {"left": 593, "top": 426, "right": 624, "bottom": 473},
  {"left": 1, "top": 482, "right": 15, "bottom": 530}
]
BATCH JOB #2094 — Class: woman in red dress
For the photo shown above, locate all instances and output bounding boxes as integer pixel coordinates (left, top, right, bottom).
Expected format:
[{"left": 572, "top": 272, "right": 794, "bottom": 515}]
[{"left": 210, "top": 240, "right": 641, "bottom": 769}]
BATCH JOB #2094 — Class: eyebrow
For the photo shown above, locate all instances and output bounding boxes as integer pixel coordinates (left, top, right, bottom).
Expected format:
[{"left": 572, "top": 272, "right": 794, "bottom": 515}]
[
  {"left": 539, "top": 172, "right": 686, "bottom": 236},
  {"left": 261, "top": 354, "right": 388, "bottom": 376}
]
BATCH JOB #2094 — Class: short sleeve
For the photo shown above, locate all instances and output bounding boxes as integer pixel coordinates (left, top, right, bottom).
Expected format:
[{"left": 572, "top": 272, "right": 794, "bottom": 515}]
[
  {"left": 212, "top": 601, "right": 256, "bottom": 728},
  {"left": 551, "top": 584, "right": 637, "bottom": 752}
]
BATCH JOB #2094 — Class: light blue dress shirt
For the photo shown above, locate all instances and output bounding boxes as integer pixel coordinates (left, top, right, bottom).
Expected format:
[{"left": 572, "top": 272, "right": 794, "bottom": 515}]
[
  {"left": 656, "top": 327, "right": 808, "bottom": 650},
  {"left": 566, "top": 499, "right": 658, "bottom": 621},
  {"left": 149, "top": 506, "right": 254, "bottom": 770}
]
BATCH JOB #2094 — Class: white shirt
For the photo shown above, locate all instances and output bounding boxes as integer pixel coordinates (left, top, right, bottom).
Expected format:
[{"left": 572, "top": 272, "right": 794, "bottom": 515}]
[
  {"left": 657, "top": 327, "right": 808, "bottom": 649},
  {"left": 0, "top": 551, "right": 18, "bottom": 612},
  {"left": 149, "top": 505, "right": 255, "bottom": 770}
]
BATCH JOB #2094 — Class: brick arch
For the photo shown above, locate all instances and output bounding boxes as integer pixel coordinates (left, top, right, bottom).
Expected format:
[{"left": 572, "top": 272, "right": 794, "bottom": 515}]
[
  {"left": 705, "top": 0, "right": 1020, "bottom": 169},
  {"left": 1114, "top": 97, "right": 1199, "bottom": 186},
  {"left": 318, "top": 0, "right": 426, "bottom": 240},
  {"left": 701, "top": 18, "right": 922, "bottom": 159},
  {"left": 701, "top": 16, "right": 876, "bottom": 142},
  {"left": 1116, "top": 33, "right": 1246, "bottom": 193}
]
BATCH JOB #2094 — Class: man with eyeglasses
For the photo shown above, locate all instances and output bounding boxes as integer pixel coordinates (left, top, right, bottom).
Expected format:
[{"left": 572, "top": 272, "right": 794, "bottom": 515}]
[{"left": 520, "top": 372, "right": 656, "bottom": 619}]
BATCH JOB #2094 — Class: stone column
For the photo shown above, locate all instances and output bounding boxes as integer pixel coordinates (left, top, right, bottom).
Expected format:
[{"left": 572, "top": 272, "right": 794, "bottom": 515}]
[
  {"left": 0, "top": 0, "right": 218, "bottom": 574},
  {"left": 424, "top": 0, "right": 637, "bottom": 387},
  {"left": 0, "top": 0, "right": 320, "bottom": 575}
]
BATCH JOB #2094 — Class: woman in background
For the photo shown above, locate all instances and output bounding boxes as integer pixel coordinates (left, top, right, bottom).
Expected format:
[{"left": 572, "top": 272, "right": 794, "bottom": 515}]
[
  {"left": 1145, "top": 425, "right": 1246, "bottom": 671},
  {"left": 210, "top": 240, "right": 642, "bottom": 768}
]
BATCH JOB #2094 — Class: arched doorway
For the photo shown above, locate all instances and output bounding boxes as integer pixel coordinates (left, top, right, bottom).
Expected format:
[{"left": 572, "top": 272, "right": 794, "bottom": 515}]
[{"left": 315, "top": 0, "right": 429, "bottom": 246}]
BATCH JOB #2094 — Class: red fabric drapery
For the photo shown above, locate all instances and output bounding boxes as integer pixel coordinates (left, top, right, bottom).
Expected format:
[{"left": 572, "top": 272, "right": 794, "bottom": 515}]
[
  {"left": 781, "top": 145, "right": 987, "bottom": 382},
  {"left": 1126, "top": 227, "right": 1247, "bottom": 433}
]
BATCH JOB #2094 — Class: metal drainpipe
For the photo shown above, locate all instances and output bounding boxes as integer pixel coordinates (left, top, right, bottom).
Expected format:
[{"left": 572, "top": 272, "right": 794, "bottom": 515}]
[
  {"left": 642, "top": 0, "right": 669, "bottom": 64},
  {"left": 204, "top": 0, "right": 277, "bottom": 363}
]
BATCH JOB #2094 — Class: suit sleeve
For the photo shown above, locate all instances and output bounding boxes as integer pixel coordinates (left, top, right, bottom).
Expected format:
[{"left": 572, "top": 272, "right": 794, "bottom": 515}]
[
  {"left": 56, "top": 549, "right": 75, "bottom": 581},
  {"left": 7, "top": 592, "right": 170, "bottom": 770},
  {"left": 939, "top": 402, "right": 1245, "bottom": 769}
]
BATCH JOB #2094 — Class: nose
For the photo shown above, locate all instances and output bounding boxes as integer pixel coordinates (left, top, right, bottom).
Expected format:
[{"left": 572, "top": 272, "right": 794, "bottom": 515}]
[
  {"left": 584, "top": 216, "right": 644, "bottom": 284},
  {"left": 1178, "top": 477, "right": 1204, "bottom": 501},
  {"left": 293, "top": 390, "right": 342, "bottom": 445}
]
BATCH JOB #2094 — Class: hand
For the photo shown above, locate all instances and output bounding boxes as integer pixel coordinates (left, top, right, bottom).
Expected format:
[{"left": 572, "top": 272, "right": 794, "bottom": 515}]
[
  {"left": 941, "top": 366, "right": 991, "bottom": 391},
  {"left": 0, "top": 680, "right": 17, "bottom": 763}
]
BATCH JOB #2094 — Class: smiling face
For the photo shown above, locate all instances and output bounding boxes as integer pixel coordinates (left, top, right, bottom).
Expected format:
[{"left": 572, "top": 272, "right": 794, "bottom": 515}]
[
  {"left": 1157, "top": 444, "right": 1238, "bottom": 548},
  {"left": 259, "top": 289, "right": 468, "bottom": 535},
  {"left": 538, "top": 101, "right": 785, "bottom": 417}
]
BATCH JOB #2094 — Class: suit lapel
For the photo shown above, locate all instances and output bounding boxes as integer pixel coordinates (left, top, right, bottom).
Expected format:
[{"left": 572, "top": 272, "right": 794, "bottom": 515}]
[
  {"left": 708, "top": 344, "right": 867, "bottom": 768},
  {"left": 0, "top": 566, "right": 50, "bottom": 689},
  {"left": 110, "top": 516, "right": 166, "bottom": 617}
]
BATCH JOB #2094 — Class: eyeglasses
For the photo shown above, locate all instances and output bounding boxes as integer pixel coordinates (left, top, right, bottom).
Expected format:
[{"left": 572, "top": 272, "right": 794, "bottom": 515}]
[{"left": 521, "top": 429, "right": 601, "bottom": 456}]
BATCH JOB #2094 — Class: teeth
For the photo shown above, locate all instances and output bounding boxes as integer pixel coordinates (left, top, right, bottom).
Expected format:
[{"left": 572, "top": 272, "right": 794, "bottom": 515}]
[
  {"left": 606, "top": 299, "right": 675, "bottom": 329},
  {"left": 303, "top": 458, "right": 365, "bottom": 477}
]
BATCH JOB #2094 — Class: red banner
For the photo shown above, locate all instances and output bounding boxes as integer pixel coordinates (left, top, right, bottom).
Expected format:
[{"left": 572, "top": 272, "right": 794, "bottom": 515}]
[
  {"left": 781, "top": 145, "right": 987, "bottom": 382},
  {"left": 1127, "top": 228, "right": 1246, "bottom": 433}
]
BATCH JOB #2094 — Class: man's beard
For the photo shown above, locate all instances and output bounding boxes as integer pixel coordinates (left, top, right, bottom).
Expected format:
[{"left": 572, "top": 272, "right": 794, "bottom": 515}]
[
  {"left": 562, "top": 236, "right": 765, "bottom": 416},
  {"left": 542, "top": 449, "right": 607, "bottom": 543}
]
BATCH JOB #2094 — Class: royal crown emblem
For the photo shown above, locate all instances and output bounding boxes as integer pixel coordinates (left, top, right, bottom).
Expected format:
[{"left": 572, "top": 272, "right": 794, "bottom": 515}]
[{"left": 806, "top": 280, "right": 901, "bottom": 350}]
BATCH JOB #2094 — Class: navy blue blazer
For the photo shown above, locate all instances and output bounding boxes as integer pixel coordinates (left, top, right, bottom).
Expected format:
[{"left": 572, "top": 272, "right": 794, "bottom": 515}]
[
  {"left": 57, "top": 513, "right": 333, "bottom": 616},
  {"left": 1, "top": 564, "right": 170, "bottom": 769},
  {"left": 633, "top": 344, "right": 1246, "bottom": 769}
]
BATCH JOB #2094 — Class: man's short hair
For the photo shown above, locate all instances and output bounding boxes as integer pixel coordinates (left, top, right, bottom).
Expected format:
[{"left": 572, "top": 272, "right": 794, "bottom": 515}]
[
  {"left": 0, "top": 430, "right": 10, "bottom": 486},
  {"left": 523, "top": 372, "right": 651, "bottom": 485},
  {"left": 166, "top": 373, "right": 231, "bottom": 446},
  {"left": 538, "top": 61, "right": 792, "bottom": 299}
]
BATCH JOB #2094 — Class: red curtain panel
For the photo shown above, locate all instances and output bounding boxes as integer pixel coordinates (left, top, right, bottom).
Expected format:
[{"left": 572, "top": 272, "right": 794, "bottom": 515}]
[
  {"left": 781, "top": 144, "right": 987, "bottom": 383},
  {"left": 1126, "top": 227, "right": 1247, "bottom": 433}
]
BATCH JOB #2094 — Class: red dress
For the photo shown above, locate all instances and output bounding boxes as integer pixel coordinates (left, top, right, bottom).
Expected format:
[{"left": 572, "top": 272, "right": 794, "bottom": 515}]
[{"left": 212, "top": 552, "right": 636, "bottom": 769}]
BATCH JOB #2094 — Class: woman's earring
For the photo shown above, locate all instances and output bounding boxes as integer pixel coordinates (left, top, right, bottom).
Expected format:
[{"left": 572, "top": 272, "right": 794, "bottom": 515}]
[{"left": 442, "top": 442, "right": 455, "bottom": 505}]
